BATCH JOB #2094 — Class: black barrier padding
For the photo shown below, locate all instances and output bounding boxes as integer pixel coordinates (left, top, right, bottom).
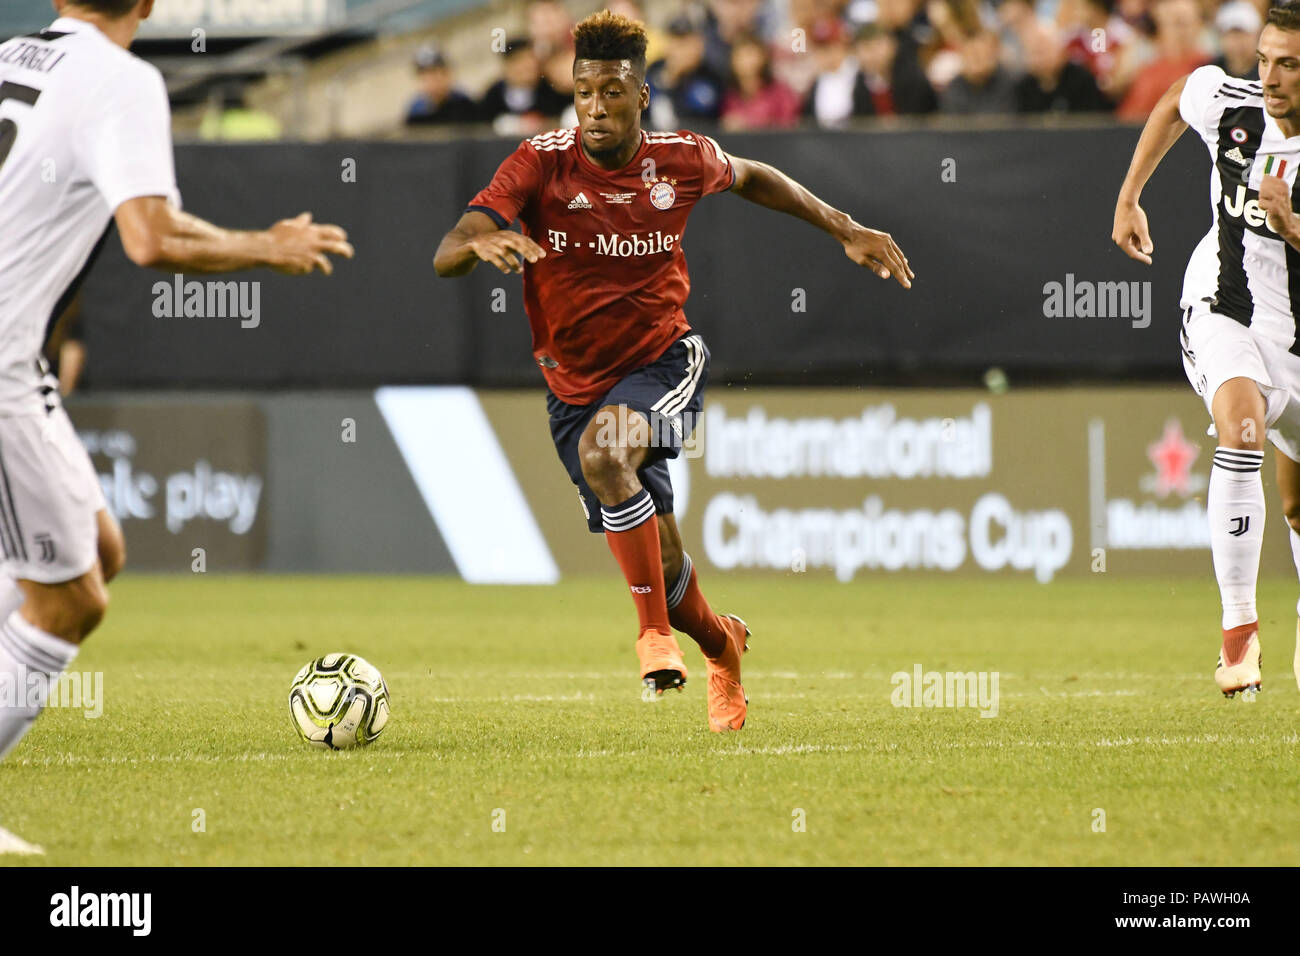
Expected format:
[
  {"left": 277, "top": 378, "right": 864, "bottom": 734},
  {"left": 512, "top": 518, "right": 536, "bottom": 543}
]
[{"left": 77, "top": 128, "right": 1210, "bottom": 390}]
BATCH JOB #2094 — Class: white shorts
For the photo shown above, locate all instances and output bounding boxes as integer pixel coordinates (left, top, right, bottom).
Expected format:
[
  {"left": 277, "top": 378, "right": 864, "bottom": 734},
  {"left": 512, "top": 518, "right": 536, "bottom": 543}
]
[
  {"left": 1181, "top": 306, "right": 1300, "bottom": 463},
  {"left": 0, "top": 406, "right": 106, "bottom": 584}
]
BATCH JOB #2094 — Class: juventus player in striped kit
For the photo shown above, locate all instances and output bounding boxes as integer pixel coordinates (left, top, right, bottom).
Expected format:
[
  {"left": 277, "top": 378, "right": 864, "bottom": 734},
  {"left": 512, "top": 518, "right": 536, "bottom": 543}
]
[
  {"left": 0, "top": 0, "right": 350, "bottom": 852},
  {"left": 436, "top": 11, "right": 912, "bottom": 731},
  {"left": 1113, "top": 2, "right": 1300, "bottom": 697}
]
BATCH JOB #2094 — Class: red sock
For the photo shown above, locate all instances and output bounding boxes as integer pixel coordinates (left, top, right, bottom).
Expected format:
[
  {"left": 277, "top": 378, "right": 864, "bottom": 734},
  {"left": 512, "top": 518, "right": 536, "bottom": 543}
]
[
  {"left": 666, "top": 553, "right": 727, "bottom": 657},
  {"left": 602, "top": 490, "right": 670, "bottom": 636},
  {"left": 1221, "top": 621, "right": 1257, "bottom": 666}
]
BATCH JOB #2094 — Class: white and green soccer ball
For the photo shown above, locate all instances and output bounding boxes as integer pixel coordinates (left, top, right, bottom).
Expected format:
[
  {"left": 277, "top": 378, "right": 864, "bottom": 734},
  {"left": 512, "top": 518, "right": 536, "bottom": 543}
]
[{"left": 289, "top": 653, "right": 390, "bottom": 750}]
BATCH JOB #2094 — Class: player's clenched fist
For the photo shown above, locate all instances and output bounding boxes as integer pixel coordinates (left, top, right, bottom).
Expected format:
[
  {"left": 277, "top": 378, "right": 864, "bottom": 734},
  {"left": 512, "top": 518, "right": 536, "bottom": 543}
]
[
  {"left": 465, "top": 231, "right": 548, "bottom": 274},
  {"left": 1112, "top": 201, "right": 1154, "bottom": 265},
  {"left": 841, "top": 224, "right": 913, "bottom": 289},
  {"left": 268, "top": 212, "right": 354, "bottom": 275},
  {"left": 1258, "top": 175, "right": 1298, "bottom": 241}
]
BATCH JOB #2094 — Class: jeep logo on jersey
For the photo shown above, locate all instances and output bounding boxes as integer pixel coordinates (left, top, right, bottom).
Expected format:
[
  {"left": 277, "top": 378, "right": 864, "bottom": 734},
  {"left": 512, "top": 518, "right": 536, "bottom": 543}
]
[
  {"left": 593, "top": 231, "right": 680, "bottom": 257},
  {"left": 1222, "top": 183, "right": 1284, "bottom": 235}
]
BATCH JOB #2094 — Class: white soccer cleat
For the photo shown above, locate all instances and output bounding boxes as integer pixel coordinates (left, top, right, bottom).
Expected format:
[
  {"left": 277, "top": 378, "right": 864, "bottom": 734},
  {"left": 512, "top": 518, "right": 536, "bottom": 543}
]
[
  {"left": 0, "top": 824, "right": 44, "bottom": 856},
  {"left": 1216, "top": 626, "right": 1261, "bottom": 698}
]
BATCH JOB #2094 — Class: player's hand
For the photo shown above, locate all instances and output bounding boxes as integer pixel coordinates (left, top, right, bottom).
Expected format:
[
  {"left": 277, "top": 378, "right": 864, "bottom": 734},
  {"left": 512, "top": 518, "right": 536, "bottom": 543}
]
[
  {"left": 1259, "top": 174, "right": 1297, "bottom": 240},
  {"left": 842, "top": 224, "right": 913, "bottom": 289},
  {"left": 1112, "top": 201, "right": 1154, "bottom": 264},
  {"left": 465, "top": 230, "right": 547, "bottom": 274},
  {"left": 267, "top": 212, "right": 354, "bottom": 275}
]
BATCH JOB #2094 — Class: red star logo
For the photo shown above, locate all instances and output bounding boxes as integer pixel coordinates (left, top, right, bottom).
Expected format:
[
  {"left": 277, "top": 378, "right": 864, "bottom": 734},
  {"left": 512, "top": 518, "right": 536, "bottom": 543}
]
[{"left": 1146, "top": 419, "right": 1200, "bottom": 498}]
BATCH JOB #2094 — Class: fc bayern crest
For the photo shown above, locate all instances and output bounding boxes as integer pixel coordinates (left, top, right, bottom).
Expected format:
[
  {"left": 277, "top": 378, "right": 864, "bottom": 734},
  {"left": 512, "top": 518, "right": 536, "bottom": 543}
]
[
  {"left": 1231, "top": 127, "right": 1248, "bottom": 143},
  {"left": 649, "top": 181, "right": 676, "bottom": 210}
]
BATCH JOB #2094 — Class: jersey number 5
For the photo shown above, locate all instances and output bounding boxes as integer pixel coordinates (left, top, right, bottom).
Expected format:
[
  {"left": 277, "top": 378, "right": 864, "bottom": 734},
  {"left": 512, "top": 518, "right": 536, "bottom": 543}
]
[{"left": 0, "top": 81, "right": 43, "bottom": 174}]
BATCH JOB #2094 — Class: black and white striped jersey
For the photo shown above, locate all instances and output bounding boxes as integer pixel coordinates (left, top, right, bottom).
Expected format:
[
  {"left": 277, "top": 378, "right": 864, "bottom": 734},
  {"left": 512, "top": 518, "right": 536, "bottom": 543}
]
[
  {"left": 1180, "top": 64, "right": 1300, "bottom": 351},
  {"left": 0, "top": 16, "right": 179, "bottom": 410}
]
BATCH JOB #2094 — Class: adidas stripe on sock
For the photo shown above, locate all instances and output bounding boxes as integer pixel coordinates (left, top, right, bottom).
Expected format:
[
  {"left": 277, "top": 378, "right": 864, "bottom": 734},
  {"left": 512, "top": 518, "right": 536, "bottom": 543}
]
[{"left": 601, "top": 490, "right": 656, "bottom": 533}]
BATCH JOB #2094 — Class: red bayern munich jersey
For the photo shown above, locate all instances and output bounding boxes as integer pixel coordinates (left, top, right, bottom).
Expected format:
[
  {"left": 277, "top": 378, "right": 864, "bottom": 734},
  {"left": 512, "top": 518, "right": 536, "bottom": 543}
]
[{"left": 466, "top": 126, "right": 735, "bottom": 404}]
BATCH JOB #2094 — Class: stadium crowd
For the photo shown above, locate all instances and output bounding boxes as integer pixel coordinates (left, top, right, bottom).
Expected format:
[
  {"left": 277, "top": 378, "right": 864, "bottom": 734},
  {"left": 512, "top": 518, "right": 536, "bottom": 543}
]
[{"left": 403, "top": 0, "right": 1271, "bottom": 131}]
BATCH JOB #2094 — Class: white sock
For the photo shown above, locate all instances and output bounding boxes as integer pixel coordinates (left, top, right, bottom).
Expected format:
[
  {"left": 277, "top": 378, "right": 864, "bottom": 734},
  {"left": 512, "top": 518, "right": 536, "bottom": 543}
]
[
  {"left": 1209, "top": 448, "right": 1266, "bottom": 629},
  {"left": 0, "top": 576, "right": 22, "bottom": 622},
  {"left": 0, "top": 611, "right": 77, "bottom": 761}
]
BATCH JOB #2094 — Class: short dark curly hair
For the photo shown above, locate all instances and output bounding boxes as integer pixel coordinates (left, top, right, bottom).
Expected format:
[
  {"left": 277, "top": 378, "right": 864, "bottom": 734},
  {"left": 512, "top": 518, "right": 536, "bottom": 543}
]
[
  {"left": 1268, "top": 0, "right": 1300, "bottom": 33},
  {"left": 69, "top": 0, "right": 141, "bottom": 16},
  {"left": 573, "top": 10, "right": 647, "bottom": 78}
]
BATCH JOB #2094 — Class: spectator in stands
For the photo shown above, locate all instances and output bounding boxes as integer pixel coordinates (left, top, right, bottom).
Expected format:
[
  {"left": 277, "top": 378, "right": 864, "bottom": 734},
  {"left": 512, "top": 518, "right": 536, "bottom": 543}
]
[
  {"left": 1212, "top": 1, "right": 1261, "bottom": 80},
  {"left": 876, "top": 0, "right": 937, "bottom": 95},
  {"left": 1016, "top": 20, "right": 1110, "bottom": 111},
  {"left": 1061, "top": 0, "right": 1139, "bottom": 104},
  {"left": 478, "top": 37, "right": 570, "bottom": 136},
  {"left": 803, "top": 18, "right": 862, "bottom": 126},
  {"left": 704, "top": 0, "right": 775, "bottom": 76},
  {"left": 940, "top": 29, "right": 1019, "bottom": 114},
  {"left": 995, "top": 0, "right": 1037, "bottom": 74},
  {"left": 851, "top": 20, "right": 939, "bottom": 115},
  {"left": 721, "top": 32, "right": 802, "bottom": 128},
  {"left": 773, "top": 0, "right": 821, "bottom": 92},
  {"left": 527, "top": 0, "right": 576, "bottom": 98},
  {"left": 405, "top": 46, "right": 478, "bottom": 126},
  {"left": 1116, "top": 0, "right": 1207, "bottom": 120},
  {"left": 646, "top": 13, "right": 726, "bottom": 129}
]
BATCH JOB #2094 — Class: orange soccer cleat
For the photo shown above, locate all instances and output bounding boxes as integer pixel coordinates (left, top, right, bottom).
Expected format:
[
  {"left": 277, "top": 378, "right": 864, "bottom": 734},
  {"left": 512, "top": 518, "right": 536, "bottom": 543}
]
[
  {"left": 637, "top": 628, "right": 687, "bottom": 696},
  {"left": 1216, "top": 622, "right": 1261, "bottom": 698},
  {"left": 706, "top": 614, "right": 750, "bottom": 732}
]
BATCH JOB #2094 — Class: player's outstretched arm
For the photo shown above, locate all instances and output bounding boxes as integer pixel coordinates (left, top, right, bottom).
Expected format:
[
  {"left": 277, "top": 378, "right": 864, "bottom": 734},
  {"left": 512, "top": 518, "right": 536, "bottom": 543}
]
[
  {"left": 434, "top": 211, "right": 547, "bottom": 277},
  {"left": 727, "top": 155, "right": 913, "bottom": 289},
  {"left": 115, "top": 197, "right": 354, "bottom": 275},
  {"left": 1113, "top": 76, "right": 1189, "bottom": 265}
]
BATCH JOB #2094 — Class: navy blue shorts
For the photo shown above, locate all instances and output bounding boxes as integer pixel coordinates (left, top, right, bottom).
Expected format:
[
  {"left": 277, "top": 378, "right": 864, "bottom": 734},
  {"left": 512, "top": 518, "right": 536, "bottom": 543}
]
[{"left": 548, "top": 333, "right": 710, "bottom": 533}]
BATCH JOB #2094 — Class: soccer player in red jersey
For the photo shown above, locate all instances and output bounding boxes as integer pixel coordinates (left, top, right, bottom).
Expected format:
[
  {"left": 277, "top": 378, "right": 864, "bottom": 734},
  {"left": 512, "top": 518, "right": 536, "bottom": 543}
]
[{"left": 435, "top": 10, "right": 912, "bottom": 732}]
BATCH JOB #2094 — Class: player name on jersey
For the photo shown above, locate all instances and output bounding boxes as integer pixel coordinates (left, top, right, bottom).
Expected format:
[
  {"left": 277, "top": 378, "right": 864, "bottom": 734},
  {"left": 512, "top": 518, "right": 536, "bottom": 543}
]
[{"left": 0, "top": 40, "right": 66, "bottom": 73}]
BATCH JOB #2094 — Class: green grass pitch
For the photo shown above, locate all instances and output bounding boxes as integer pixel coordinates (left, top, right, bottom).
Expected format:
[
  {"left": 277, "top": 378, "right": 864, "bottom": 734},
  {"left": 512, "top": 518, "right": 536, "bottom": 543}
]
[{"left": 3, "top": 573, "right": 1299, "bottom": 866}]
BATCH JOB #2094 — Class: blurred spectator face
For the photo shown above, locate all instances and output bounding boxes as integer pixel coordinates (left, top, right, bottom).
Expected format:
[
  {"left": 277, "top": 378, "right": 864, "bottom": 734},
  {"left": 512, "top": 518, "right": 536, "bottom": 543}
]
[
  {"left": 998, "top": 0, "right": 1035, "bottom": 30},
  {"left": 528, "top": 0, "right": 572, "bottom": 55},
  {"left": 1215, "top": 2, "right": 1262, "bottom": 72},
  {"left": 854, "top": 29, "right": 897, "bottom": 77},
  {"left": 877, "top": 0, "right": 920, "bottom": 30},
  {"left": 730, "top": 36, "right": 770, "bottom": 91},
  {"left": 418, "top": 64, "right": 453, "bottom": 102},
  {"left": 505, "top": 46, "right": 541, "bottom": 88},
  {"left": 712, "top": 0, "right": 764, "bottom": 41},
  {"left": 1152, "top": 0, "right": 1202, "bottom": 54},
  {"left": 960, "top": 30, "right": 1002, "bottom": 83},
  {"left": 607, "top": 0, "right": 646, "bottom": 25},
  {"left": 790, "top": 0, "right": 820, "bottom": 30},
  {"left": 812, "top": 21, "right": 850, "bottom": 71},
  {"left": 1022, "top": 22, "right": 1065, "bottom": 80},
  {"left": 1221, "top": 27, "right": 1259, "bottom": 69},
  {"left": 666, "top": 29, "right": 707, "bottom": 77}
]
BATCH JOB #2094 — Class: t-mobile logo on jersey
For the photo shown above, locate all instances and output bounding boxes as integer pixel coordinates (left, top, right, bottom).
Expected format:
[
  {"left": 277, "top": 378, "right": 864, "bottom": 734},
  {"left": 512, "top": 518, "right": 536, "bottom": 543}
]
[{"left": 543, "top": 229, "right": 680, "bottom": 257}]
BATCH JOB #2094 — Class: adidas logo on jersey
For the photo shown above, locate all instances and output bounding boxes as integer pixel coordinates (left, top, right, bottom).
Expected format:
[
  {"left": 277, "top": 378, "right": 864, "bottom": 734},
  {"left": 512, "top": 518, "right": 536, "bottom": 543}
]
[
  {"left": 567, "top": 192, "right": 592, "bottom": 210},
  {"left": 1225, "top": 146, "right": 1249, "bottom": 167}
]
